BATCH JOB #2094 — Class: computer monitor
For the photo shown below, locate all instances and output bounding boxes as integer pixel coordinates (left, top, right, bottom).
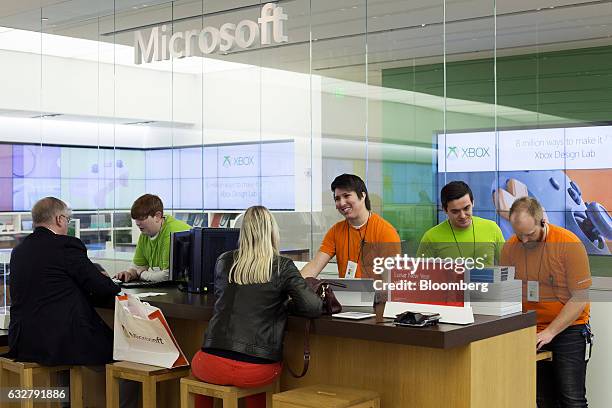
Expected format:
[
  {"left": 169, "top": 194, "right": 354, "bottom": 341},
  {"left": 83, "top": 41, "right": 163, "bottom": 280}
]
[
  {"left": 169, "top": 230, "right": 193, "bottom": 282},
  {"left": 186, "top": 227, "right": 240, "bottom": 294}
]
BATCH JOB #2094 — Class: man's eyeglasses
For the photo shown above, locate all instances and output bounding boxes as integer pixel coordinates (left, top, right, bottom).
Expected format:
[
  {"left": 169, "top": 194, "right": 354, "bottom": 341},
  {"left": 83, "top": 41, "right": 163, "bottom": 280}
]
[{"left": 60, "top": 214, "right": 72, "bottom": 223}]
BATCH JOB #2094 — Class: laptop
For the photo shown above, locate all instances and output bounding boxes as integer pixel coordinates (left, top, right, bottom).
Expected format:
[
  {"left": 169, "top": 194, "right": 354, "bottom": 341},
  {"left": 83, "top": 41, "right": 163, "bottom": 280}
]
[{"left": 324, "top": 278, "right": 376, "bottom": 307}]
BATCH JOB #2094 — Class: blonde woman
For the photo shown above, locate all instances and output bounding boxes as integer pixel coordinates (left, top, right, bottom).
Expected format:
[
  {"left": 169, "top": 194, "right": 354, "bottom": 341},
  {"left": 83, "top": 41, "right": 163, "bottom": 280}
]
[{"left": 191, "top": 206, "right": 322, "bottom": 408}]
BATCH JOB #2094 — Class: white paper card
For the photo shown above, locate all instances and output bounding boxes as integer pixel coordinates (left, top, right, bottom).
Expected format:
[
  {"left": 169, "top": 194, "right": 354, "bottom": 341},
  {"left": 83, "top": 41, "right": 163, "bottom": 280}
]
[
  {"left": 527, "top": 281, "right": 540, "bottom": 302},
  {"left": 345, "top": 261, "right": 358, "bottom": 279},
  {"left": 332, "top": 312, "right": 376, "bottom": 320}
]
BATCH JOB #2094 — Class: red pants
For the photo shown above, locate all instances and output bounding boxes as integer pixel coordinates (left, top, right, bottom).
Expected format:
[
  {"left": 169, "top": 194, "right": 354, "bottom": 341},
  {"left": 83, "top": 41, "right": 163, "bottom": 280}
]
[{"left": 191, "top": 350, "right": 281, "bottom": 408}]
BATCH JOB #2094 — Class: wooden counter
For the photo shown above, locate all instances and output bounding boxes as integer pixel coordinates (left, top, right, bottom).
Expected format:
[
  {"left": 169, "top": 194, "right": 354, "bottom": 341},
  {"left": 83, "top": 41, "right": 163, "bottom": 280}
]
[
  {"left": 109, "top": 288, "right": 536, "bottom": 408},
  {"left": 115, "top": 287, "right": 535, "bottom": 349},
  {"left": 1, "top": 287, "right": 537, "bottom": 407}
]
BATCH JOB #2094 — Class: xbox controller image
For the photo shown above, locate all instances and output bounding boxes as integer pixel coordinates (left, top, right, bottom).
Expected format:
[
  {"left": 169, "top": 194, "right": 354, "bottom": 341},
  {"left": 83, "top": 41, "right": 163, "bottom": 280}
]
[{"left": 492, "top": 170, "right": 612, "bottom": 255}]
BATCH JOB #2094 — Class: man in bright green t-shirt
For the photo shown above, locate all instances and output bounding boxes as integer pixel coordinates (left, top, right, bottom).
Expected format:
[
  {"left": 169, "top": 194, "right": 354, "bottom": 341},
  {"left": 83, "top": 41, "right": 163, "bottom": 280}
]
[
  {"left": 417, "top": 181, "right": 505, "bottom": 265},
  {"left": 116, "top": 194, "right": 190, "bottom": 282}
]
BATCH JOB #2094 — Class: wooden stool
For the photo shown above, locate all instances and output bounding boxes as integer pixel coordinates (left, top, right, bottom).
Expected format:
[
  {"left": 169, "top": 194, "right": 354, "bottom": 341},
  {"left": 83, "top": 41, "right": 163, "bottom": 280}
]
[
  {"left": 0, "top": 357, "right": 83, "bottom": 408},
  {"left": 536, "top": 350, "right": 553, "bottom": 362},
  {"left": 106, "top": 361, "right": 190, "bottom": 408},
  {"left": 273, "top": 384, "right": 380, "bottom": 408},
  {"left": 180, "top": 376, "right": 278, "bottom": 408}
]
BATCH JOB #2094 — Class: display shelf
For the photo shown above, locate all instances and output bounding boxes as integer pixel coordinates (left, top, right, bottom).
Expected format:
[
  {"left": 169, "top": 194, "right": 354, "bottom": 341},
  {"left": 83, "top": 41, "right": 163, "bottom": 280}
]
[
  {"left": 0, "top": 209, "right": 274, "bottom": 251},
  {"left": 0, "top": 210, "right": 139, "bottom": 251}
]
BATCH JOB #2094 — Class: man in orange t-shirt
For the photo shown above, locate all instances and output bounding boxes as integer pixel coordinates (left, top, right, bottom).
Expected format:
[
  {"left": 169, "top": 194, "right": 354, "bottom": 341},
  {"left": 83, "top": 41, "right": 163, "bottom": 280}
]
[
  {"left": 501, "top": 197, "right": 592, "bottom": 408},
  {"left": 301, "top": 174, "right": 400, "bottom": 279}
]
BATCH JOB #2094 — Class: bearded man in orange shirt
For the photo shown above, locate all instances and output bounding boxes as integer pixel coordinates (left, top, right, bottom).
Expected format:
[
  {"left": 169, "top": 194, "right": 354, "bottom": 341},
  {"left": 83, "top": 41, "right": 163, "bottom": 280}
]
[{"left": 501, "top": 197, "right": 592, "bottom": 408}]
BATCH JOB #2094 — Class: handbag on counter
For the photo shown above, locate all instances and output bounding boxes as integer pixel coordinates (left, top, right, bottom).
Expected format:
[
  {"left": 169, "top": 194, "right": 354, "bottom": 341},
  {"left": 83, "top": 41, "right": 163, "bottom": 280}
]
[
  {"left": 286, "top": 277, "right": 346, "bottom": 378},
  {"left": 305, "top": 277, "right": 345, "bottom": 315}
]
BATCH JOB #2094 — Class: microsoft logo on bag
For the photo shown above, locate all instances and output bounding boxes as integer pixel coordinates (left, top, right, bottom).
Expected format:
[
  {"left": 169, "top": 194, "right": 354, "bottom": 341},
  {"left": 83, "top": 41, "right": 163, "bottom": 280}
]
[{"left": 121, "top": 325, "right": 165, "bottom": 344}]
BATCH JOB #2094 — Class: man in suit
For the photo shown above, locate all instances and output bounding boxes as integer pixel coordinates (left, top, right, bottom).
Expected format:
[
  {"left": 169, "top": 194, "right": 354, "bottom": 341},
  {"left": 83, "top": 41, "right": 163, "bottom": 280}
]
[{"left": 7, "top": 196, "right": 120, "bottom": 365}]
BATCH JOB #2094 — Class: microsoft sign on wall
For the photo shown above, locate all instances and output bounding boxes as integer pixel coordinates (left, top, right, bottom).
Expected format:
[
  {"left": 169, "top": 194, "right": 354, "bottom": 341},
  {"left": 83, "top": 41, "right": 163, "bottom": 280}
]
[{"left": 134, "top": 3, "right": 288, "bottom": 64}]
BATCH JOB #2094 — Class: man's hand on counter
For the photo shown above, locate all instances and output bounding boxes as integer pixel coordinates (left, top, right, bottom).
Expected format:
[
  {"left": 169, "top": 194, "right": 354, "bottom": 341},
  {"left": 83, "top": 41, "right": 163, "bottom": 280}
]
[{"left": 115, "top": 269, "right": 140, "bottom": 282}]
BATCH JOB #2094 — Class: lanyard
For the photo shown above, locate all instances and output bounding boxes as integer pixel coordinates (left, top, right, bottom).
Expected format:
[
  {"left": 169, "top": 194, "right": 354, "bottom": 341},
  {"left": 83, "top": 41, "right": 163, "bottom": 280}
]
[
  {"left": 346, "top": 214, "right": 370, "bottom": 265},
  {"left": 523, "top": 226, "right": 548, "bottom": 283},
  {"left": 448, "top": 220, "right": 475, "bottom": 259}
]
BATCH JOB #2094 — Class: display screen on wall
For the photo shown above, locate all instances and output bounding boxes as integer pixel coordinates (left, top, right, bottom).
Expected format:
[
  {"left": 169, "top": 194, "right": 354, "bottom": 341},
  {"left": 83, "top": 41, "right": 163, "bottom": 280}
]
[
  {"left": 0, "top": 145, "right": 14, "bottom": 211},
  {"left": 1, "top": 140, "right": 295, "bottom": 212},
  {"left": 436, "top": 126, "right": 612, "bottom": 255},
  {"left": 60, "top": 147, "right": 146, "bottom": 210},
  {"left": 145, "top": 141, "right": 295, "bottom": 210}
]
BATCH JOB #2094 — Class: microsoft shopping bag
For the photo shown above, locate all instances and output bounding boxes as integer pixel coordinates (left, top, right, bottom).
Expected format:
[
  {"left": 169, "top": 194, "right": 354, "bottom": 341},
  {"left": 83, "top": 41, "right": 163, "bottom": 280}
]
[{"left": 113, "top": 294, "right": 188, "bottom": 368}]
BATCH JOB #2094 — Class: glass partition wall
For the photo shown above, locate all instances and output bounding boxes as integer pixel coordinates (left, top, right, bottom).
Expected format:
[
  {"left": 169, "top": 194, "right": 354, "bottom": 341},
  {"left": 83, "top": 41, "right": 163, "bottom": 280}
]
[{"left": 0, "top": 0, "right": 610, "bottom": 279}]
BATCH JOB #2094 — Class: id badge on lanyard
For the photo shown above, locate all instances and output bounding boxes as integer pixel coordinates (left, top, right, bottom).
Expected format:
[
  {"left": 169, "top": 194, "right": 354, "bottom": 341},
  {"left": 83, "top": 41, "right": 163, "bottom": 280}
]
[
  {"left": 345, "top": 218, "right": 368, "bottom": 279},
  {"left": 524, "top": 237, "right": 546, "bottom": 303},
  {"left": 527, "top": 280, "right": 539, "bottom": 302},
  {"left": 583, "top": 324, "right": 594, "bottom": 361},
  {"left": 345, "top": 261, "right": 358, "bottom": 279}
]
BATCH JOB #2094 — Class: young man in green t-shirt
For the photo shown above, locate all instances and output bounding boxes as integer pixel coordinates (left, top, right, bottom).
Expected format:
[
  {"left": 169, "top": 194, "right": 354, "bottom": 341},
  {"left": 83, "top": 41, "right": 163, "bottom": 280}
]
[
  {"left": 417, "top": 181, "right": 505, "bottom": 265},
  {"left": 116, "top": 194, "right": 190, "bottom": 282}
]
